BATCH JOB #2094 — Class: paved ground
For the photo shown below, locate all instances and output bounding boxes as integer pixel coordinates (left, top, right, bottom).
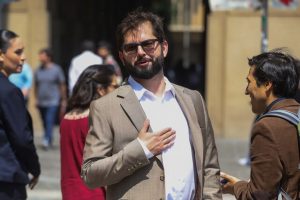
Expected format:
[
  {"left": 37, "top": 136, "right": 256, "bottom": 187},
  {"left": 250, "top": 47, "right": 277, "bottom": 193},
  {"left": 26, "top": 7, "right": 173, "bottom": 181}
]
[{"left": 27, "top": 127, "right": 250, "bottom": 200}]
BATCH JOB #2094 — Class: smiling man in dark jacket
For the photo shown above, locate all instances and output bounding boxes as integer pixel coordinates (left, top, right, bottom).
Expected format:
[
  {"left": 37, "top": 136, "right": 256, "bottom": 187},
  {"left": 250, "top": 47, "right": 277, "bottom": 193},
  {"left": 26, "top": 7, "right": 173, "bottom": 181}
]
[{"left": 221, "top": 50, "right": 300, "bottom": 200}]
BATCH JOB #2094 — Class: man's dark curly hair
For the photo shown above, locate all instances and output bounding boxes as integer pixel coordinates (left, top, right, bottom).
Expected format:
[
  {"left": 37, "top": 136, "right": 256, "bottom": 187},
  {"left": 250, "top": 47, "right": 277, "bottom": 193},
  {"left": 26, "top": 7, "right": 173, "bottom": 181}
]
[{"left": 116, "top": 9, "right": 165, "bottom": 50}]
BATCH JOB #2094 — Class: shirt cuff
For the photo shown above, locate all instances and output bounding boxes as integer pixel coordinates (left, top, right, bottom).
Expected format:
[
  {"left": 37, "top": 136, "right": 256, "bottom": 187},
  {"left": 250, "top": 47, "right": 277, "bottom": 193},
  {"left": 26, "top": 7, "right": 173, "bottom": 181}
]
[{"left": 137, "top": 138, "right": 154, "bottom": 159}]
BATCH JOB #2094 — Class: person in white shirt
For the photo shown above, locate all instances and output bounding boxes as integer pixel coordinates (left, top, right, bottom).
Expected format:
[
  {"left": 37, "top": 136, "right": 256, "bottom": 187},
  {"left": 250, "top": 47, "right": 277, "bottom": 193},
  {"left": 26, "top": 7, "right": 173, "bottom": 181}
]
[
  {"left": 81, "top": 10, "right": 222, "bottom": 200},
  {"left": 97, "top": 40, "right": 123, "bottom": 84},
  {"left": 68, "top": 40, "right": 102, "bottom": 94}
]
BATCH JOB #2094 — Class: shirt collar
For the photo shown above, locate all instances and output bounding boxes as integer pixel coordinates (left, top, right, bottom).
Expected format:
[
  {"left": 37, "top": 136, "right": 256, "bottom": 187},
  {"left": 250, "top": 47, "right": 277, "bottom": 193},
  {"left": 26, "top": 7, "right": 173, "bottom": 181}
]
[{"left": 128, "top": 76, "right": 176, "bottom": 100}]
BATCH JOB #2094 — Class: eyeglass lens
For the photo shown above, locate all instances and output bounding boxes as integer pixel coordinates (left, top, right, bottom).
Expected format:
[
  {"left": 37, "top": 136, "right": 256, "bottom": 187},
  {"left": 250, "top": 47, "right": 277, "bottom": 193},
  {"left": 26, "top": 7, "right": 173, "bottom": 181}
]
[{"left": 123, "top": 39, "right": 159, "bottom": 54}]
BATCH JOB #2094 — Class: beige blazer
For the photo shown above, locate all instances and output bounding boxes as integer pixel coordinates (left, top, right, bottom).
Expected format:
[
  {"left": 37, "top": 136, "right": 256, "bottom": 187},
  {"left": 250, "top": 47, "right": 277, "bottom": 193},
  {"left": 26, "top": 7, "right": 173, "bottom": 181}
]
[{"left": 82, "top": 83, "right": 222, "bottom": 200}]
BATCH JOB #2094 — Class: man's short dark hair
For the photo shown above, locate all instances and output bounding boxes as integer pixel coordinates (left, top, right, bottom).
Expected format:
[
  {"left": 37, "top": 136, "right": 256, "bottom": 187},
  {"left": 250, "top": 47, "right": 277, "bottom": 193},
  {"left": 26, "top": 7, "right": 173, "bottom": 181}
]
[
  {"left": 248, "top": 49, "right": 299, "bottom": 98},
  {"left": 97, "top": 40, "right": 112, "bottom": 52},
  {"left": 39, "top": 48, "right": 53, "bottom": 61},
  {"left": 81, "top": 40, "right": 95, "bottom": 52},
  {"left": 116, "top": 9, "right": 165, "bottom": 50}
]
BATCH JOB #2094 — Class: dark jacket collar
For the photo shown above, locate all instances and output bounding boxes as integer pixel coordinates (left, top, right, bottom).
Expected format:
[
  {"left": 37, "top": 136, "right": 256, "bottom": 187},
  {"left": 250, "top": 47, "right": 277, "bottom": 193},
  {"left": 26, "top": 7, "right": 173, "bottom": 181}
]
[
  {"left": 263, "top": 98, "right": 285, "bottom": 114},
  {"left": 269, "top": 98, "right": 300, "bottom": 112}
]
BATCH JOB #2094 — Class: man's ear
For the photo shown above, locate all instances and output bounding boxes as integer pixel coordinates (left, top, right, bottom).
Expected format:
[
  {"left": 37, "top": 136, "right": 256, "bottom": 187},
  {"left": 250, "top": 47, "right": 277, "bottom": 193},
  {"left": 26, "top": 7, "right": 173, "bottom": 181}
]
[
  {"left": 264, "top": 81, "right": 273, "bottom": 92},
  {"left": 118, "top": 51, "right": 125, "bottom": 65},
  {"left": 161, "top": 40, "right": 168, "bottom": 58}
]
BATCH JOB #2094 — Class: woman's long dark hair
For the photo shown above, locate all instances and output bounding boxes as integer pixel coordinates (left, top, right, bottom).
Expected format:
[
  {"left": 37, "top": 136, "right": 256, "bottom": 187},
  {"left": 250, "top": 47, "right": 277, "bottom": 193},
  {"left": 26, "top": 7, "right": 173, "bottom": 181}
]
[
  {"left": 67, "top": 64, "right": 115, "bottom": 111},
  {"left": 0, "top": 29, "right": 18, "bottom": 53}
]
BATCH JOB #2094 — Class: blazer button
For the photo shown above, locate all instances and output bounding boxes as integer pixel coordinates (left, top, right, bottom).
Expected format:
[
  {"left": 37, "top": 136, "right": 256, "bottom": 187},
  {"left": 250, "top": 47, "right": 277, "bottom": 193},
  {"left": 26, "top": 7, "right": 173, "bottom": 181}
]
[{"left": 160, "top": 175, "right": 165, "bottom": 181}]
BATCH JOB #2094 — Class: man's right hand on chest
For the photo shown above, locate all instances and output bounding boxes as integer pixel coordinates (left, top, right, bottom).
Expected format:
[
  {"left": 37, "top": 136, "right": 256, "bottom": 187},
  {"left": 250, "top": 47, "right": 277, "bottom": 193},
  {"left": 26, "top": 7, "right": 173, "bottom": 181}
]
[{"left": 138, "top": 119, "right": 176, "bottom": 156}]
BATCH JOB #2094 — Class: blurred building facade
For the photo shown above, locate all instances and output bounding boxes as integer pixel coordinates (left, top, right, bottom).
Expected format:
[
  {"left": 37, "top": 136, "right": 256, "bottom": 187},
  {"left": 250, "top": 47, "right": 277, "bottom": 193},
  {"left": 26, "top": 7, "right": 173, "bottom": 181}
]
[
  {"left": 206, "top": 2, "right": 300, "bottom": 138},
  {"left": 2, "top": 0, "right": 300, "bottom": 138}
]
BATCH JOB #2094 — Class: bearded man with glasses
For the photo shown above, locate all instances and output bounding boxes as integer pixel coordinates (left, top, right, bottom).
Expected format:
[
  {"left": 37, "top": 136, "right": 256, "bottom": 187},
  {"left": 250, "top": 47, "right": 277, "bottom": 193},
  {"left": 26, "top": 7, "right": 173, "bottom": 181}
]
[{"left": 81, "top": 10, "right": 222, "bottom": 200}]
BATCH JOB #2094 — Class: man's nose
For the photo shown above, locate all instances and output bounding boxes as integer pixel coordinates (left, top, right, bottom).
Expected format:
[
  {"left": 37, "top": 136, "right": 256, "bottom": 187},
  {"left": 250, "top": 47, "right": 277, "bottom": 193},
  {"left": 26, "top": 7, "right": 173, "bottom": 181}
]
[
  {"left": 136, "top": 45, "right": 146, "bottom": 56},
  {"left": 245, "top": 87, "right": 249, "bottom": 95}
]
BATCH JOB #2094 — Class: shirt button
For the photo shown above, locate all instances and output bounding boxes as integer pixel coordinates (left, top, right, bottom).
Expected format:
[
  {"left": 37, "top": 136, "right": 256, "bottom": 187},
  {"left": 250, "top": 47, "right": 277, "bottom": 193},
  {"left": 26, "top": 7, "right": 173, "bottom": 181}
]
[{"left": 160, "top": 175, "right": 165, "bottom": 181}]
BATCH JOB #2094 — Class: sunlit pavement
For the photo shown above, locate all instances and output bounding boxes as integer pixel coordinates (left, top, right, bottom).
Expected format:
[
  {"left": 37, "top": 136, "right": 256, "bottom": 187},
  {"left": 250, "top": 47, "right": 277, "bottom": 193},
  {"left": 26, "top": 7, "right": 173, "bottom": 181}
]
[{"left": 27, "top": 128, "right": 250, "bottom": 200}]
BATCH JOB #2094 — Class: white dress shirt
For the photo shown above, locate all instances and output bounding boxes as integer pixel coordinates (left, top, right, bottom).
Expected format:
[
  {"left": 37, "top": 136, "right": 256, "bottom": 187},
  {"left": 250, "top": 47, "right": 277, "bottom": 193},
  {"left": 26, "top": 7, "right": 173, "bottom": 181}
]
[
  {"left": 68, "top": 51, "right": 103, "bottom": 94},
  {"left": 128, "top": 76, "right": 195, "bottom": 200}
]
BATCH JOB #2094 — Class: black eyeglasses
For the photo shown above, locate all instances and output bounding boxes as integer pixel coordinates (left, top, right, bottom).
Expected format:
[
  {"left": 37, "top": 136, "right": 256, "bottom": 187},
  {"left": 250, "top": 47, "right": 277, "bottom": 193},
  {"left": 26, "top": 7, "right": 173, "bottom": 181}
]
[{"left": 122, "top": 39, "right": 161, "bottom": 55}]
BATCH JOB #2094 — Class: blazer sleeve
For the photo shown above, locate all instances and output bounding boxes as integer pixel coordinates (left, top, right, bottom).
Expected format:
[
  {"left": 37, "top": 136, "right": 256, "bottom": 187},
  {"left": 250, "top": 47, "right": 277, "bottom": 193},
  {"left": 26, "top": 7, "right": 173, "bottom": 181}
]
[
  {"left": 1, "top": 86, "right": 40, "bottom": 177},
  {"left": 233, "top": 121, "right": 284, "bottom": 200},
  {"left": 81, "top": 100, "right": 150, "bottom": 188},
  {"left": 192, "top": 91, "right": 222, "bottom": 199}
]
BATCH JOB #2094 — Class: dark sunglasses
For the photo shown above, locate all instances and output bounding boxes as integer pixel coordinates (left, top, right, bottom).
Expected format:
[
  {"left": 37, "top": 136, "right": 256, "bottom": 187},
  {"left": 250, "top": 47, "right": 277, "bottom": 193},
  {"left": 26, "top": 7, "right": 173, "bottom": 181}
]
[{"left": 122, "top": 39, "right": 161, "bottom": 55}]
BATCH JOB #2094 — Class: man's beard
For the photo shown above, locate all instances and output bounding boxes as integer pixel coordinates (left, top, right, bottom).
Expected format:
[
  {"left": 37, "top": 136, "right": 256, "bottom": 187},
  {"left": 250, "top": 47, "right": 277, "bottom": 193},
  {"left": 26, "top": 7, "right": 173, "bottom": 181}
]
[{"left": 124, "top": 55, "right": 164, "bottom": 79}]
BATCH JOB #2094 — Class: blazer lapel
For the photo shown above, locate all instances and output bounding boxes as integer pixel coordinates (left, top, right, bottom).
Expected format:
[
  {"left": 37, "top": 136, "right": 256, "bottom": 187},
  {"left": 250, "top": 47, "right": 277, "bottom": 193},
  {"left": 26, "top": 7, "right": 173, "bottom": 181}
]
[
  {"left": 118, "top": 85, "right": 147, "bottom": 133},
  {"left": 117, "top": 85, "right": 164, "bottom": 165},
  {"left": 174, "top": 86, "right": 204, "bottom": 172}
]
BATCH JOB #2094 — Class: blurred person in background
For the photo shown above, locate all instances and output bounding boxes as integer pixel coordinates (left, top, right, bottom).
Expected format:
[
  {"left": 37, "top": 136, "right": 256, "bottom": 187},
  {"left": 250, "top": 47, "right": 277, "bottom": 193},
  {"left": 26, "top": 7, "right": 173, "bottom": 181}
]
[
  {"left": 9, "top": 62, "right": 33, "bottom": 106},
  {"left": 60, "top": 64, "right": 118, "bottom": 200},
  {"left": 221, "top": 50, "right": 300, "bottom": 200},
  {"left": 35, "top": 48, "right": 67, "bottom": 150},
  {"left": 97, "top": 40, "right": 123, "bottom": 83},
  {"left": 68, "top": 40, "right": 103, "bottom": 94},
  {"left": 0, "top": 29, "right": 40, "bottom": 200}
]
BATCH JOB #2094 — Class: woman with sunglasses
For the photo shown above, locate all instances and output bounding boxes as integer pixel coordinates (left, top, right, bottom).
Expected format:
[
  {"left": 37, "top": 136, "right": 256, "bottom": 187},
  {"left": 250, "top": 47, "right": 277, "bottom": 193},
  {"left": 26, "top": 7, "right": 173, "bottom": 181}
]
[
  {"left": 0, "top": 29, "right": 40, "bottom": 200},
  {"left": 60, "top": 64, "right": 118, "bottom": 200}
]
